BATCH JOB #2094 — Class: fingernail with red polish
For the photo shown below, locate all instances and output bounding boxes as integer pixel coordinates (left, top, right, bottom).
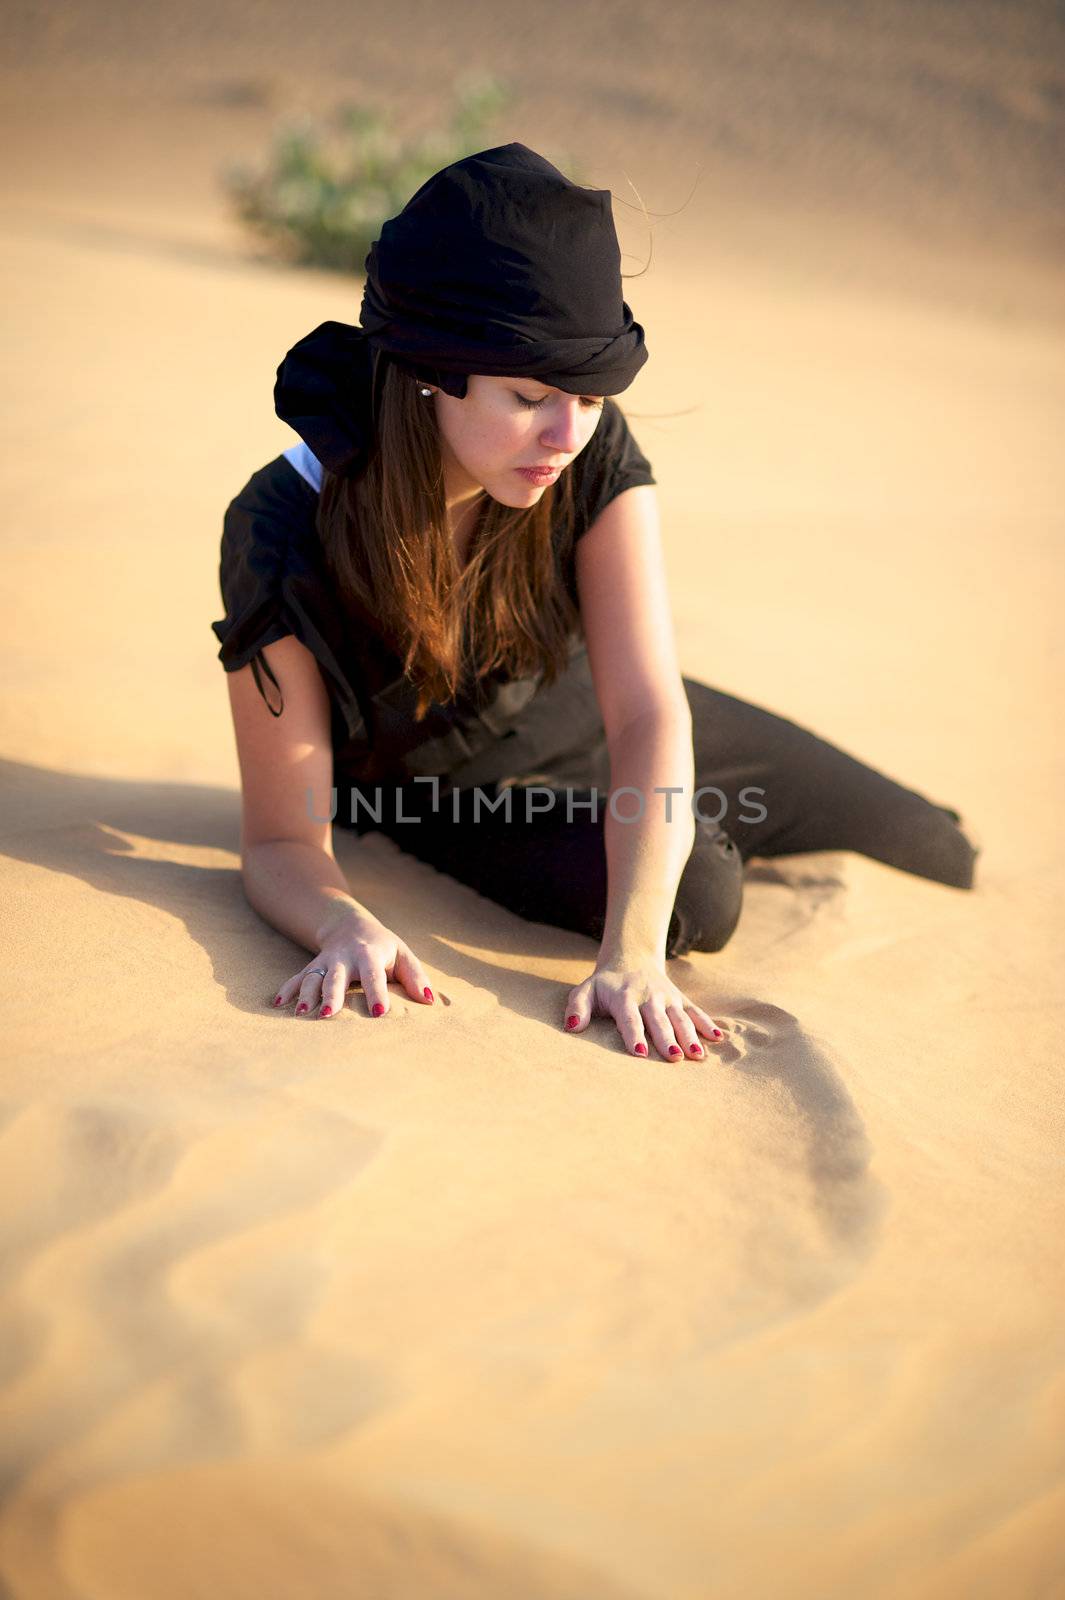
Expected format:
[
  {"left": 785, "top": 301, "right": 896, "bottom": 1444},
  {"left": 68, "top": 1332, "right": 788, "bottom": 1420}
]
[
  {"left": 424, "top": 987, "right": 434, "bottom": 1002},
  {"left": 635, "top": 1043, "right": 648, "bottom": 1056},
  {"left": 272, "top": 996, "right": 282, "bottom": 1007},
  {"left": 669, "top": 1045, "right": 682, "bottom": 1056},
  {"left": 296, "top": 1003, "right": 308, "bottom": 1015},
  {"left": 690, "top": 1043, "right": 703, "bottom": 1055},
  {"left": 566, "top": 1015, "right": 579, "bottom": 1029},
  {"left": 372, "top": 1002, "right": 385, "bottom": 1017},
  {"left": 320, "top": 1005, "right": 332, "bottom": 1018},
  {"left": 712, "top": 1029, "right": 723, "bottom": 1039}
]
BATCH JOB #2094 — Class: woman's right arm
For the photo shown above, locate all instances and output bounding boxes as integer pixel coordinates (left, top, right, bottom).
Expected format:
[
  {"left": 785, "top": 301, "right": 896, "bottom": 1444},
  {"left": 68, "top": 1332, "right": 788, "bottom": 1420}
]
[{"left": 226, "top": 633, "right": 435, "bottom": 1018}]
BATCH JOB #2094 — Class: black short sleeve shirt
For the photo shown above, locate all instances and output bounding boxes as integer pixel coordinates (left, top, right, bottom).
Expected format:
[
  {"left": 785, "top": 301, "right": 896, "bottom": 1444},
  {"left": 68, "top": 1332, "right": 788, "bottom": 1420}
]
[{"left": 211, "top": 398, "right": 656, "bottom": 792}]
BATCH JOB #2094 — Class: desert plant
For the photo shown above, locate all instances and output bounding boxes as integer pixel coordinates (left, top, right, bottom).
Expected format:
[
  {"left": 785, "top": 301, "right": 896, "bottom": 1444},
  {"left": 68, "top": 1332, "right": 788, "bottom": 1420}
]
[{"left": 222, "top": 73, "right": 523, "bottom": 274}]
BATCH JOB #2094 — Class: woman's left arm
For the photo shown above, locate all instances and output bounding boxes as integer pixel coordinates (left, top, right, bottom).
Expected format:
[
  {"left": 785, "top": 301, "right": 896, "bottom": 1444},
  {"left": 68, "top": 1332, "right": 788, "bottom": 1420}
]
[
  {"left": 597, "top": 705, "right": 696, "bottom": 966},
  {"left": 568, "top": 484, "right": 726, "bottom": 1060}
]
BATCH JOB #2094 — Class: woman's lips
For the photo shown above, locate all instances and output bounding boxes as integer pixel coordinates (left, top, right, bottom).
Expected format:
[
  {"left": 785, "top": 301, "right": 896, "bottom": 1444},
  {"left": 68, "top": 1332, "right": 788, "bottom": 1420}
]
[{"left": 516, "top": 466, "right": 561, "bottom": 485}]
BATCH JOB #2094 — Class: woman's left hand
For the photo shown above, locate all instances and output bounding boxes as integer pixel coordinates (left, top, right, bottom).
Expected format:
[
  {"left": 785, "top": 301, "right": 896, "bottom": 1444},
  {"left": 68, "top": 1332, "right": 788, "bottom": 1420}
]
[{"left": 563, "top": 959, "right": 726, "bottom": 1060}]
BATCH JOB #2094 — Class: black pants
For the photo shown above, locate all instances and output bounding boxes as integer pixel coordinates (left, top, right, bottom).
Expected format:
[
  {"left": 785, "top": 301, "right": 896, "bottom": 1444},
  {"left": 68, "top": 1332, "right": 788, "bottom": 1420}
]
[{"left": 338, "top": 677, "right": 979, "bottom": 959}]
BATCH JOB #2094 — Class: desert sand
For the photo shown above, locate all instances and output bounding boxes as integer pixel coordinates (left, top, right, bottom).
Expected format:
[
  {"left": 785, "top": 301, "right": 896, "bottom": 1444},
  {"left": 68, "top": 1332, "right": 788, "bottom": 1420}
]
[{"left": 2, "top": 4, "right": 1064, "bottom": 1597}]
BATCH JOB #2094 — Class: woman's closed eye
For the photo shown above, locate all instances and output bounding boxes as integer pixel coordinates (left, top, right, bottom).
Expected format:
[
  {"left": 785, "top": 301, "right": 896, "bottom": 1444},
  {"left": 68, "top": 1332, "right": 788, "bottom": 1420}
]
[{"left": 515, "top": 393, "right": 605, "bottom": 411}]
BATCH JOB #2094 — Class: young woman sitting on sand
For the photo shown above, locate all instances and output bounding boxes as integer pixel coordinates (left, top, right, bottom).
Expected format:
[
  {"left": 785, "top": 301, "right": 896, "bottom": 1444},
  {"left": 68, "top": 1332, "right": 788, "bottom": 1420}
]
[{"left": 212, "top": 142, "right": 978, "bottom": 1060}]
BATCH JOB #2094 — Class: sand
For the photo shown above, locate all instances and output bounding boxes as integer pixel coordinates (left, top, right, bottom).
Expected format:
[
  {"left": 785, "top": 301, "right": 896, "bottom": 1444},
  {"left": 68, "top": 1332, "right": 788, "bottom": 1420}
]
[{"left": 2, "top": 4, "right": 1064, "bottom": 1596}]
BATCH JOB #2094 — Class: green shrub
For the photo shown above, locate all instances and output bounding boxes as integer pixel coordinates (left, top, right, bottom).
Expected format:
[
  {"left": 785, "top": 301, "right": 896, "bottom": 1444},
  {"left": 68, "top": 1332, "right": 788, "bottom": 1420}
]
[{"left": 223, "top": 74, "right": 527, "bottom": 274}]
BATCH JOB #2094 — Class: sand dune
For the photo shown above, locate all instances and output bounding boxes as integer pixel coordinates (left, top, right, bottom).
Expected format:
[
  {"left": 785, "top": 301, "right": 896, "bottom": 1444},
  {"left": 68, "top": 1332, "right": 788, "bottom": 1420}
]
[{"left": 2, "top": 4, "right": 1064, "bottom": 1596}]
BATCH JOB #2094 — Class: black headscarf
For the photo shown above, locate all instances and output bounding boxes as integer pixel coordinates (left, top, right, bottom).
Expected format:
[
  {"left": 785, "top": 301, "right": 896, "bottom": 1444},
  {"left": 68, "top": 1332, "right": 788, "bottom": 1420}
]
[{"left": 273, "top": 142, "right": 648, "bottom": 479}]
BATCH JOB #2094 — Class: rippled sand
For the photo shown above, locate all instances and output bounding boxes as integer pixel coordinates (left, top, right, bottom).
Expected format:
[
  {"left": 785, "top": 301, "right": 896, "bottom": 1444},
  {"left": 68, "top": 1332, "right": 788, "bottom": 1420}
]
[{"left": 2, "top": 3, "right": 1063, "bottom": 1595}]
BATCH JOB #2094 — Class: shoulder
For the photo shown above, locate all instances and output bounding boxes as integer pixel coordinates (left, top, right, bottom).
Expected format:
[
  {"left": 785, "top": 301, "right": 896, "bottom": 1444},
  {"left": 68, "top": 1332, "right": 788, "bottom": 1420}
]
[
  {"left": 221, "top": 451, "right": 322, "bottom": 576},
  {"left": 280, "top": 441, "right": 324, "bottom": 494},
  {"left": 225, "top": 450, "right": 320, "bottom": 531},
  {"left": 213, "top": 452, "right": 327, "bottom": 671},
  {"left": 568, "top": 398, "right": 656, "bottom": 540}
]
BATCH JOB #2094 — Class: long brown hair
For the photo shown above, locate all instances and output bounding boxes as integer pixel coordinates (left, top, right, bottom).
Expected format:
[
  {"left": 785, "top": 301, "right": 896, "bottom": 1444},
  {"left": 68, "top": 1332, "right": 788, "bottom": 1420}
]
[{"left": 315, "top": 354, "right": 580, "bottom": 721}]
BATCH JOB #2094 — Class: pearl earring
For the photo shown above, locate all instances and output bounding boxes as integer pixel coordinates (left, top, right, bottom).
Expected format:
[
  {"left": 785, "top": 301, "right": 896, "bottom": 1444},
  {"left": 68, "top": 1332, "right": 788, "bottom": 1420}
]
[{"left": 419, "top": 386, "right": 432, "bottom": 396}]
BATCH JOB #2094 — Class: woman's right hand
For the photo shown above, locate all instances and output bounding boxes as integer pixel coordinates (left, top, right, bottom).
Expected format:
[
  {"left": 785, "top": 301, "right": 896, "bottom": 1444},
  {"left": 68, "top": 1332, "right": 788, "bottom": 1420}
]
[{"left": 271, "top": 912, "right": 435, "bottom": 1020}]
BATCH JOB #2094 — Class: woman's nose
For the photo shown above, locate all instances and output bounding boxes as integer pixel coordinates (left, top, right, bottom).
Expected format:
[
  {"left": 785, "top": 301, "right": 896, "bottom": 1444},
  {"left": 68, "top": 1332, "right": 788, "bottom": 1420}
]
[{"left": 542, "top": 402, "right": 585, "bottom": 452}]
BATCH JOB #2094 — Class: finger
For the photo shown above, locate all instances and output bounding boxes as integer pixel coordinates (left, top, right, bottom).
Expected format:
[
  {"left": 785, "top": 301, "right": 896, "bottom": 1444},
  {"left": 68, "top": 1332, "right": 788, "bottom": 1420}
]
[
  {"left": 391, "top": 944, "right": 435, "bottom": 1004},
  {"left": 271, "top": 976, "right": 300, "bottom": 1008},
  {"left": 318, "top": 959, "right": 350, "bottom": 1020},
  {"left": 563, "top": 981, "right": 591, "bottom": 1032},
  {"left": 641, "top": 999, "right": 684, "bottom": 1062},
  {"left": 685, "top": 1003, "right": 726, "bottom": 1044},
  {"left": 617, "top": 1001, "right": 649, "bottom": 1058},
  {"left": 357, "top": 954, "right": 391, "bottom": 1018},
  {"left": 295, "top": 968, "right": 326, "bottom": 1017},
  {"left": 273, "top": 967, "right": 321, "bottom": 1009},
  {"left": 665, "top": 1002, "right": 705, "bottom": 1060}
]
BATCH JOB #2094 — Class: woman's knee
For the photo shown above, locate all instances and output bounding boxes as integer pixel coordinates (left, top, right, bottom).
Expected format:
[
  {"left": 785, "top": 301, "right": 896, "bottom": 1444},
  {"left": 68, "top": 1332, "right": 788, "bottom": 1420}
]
[{"left": 667, "top": 823, "right": 745, "bottom": 957}]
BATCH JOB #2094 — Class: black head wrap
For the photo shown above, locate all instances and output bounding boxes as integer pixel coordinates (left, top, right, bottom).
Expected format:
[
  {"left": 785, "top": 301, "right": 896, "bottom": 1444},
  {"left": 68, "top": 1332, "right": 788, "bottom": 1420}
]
[{"left": 273, "top": 141, "right": 648, "bottom": 479}]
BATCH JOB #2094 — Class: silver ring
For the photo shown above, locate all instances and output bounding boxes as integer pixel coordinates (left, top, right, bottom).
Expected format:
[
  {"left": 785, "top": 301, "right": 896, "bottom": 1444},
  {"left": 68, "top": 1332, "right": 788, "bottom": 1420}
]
[{"left": 305, "top": 967, "right": 328, "bottom": 980}]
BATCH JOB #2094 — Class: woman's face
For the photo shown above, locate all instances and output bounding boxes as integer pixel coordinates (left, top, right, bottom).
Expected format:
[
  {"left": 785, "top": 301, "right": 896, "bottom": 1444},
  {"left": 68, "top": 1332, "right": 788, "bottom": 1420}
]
[{"left": 425, "top": 374, "right": 606, "bottom": 510}]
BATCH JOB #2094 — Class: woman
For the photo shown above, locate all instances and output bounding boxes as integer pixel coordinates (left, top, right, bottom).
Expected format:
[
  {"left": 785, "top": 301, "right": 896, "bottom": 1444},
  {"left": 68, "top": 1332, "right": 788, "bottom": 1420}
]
[{"left": 213, "top": 142, "right": 978, "bottom": 1060}]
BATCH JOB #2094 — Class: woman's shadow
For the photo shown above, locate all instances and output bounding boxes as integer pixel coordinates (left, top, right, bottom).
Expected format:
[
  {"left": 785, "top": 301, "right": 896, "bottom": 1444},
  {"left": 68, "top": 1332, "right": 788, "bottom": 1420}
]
[
  {"left": 1, "top": 755, "right": 848, "bottom": 1016},
  {"left": 0, "top": 754, "right": 532, "bottom": 1014}
]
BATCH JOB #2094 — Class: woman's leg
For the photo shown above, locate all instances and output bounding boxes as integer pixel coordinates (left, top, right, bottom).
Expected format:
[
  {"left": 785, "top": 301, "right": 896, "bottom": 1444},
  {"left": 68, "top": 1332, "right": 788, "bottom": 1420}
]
[
  {"left": 336, "top": 676, "right": 977, "bottom": 962},
  {"left": 341, "top": 780, "right": 744, "bottom": 959},
  {"left": 681, "top": 677, "right": 979, "bottom": 890}
]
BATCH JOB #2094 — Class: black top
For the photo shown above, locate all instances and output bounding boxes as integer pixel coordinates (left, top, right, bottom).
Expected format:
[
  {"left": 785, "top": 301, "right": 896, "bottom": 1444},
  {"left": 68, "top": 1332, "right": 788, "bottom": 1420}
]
[{"left": 211, "top": 398, "right": 656, "bottom": 797}]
